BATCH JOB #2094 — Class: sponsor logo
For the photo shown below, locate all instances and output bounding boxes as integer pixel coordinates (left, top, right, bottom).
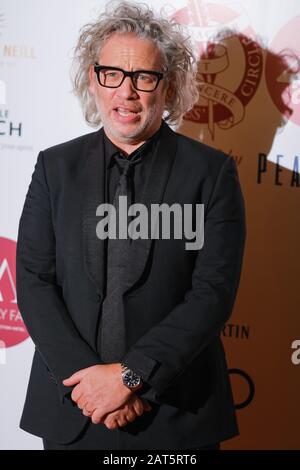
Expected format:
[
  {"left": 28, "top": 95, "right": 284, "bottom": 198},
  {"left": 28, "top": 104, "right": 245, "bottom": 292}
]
[
  {"left": 257, "top": 153, "right": 299, "bottom": 187},
  {"left": 0, "top": 237, "right": 29, "bottom": 348},
  {"left": 229, "top": 368, "right": 255, "bottom": 409},
  {"left": 222, "top": 323, "right": 250, "bottom": 340},
  {"left": 172, "top": 0, "right": 262, "bottom": 140}
]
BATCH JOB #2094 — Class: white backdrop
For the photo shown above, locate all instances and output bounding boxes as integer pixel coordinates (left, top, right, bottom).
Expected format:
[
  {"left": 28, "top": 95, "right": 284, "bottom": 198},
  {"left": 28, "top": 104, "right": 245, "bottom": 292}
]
[{"left": 0, "top": 0, "right": 299, "bottom": 450}]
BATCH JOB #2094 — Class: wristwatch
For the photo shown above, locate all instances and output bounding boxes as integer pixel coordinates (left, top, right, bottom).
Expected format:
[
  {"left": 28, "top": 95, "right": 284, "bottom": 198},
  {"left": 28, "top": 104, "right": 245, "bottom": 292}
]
[{"left": 121, "top": 363, "right": 142, "bottom": 390}]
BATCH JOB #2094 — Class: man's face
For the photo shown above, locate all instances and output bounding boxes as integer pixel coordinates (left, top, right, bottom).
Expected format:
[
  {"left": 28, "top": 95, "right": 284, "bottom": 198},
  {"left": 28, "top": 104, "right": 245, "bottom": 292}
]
[{"left": 89, "top": 32, "right": 170, "bottom": 146}]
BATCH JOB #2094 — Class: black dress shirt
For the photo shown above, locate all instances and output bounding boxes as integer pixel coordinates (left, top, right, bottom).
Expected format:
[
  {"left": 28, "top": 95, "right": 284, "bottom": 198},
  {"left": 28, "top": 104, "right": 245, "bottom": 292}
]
[{"left": 103, "top": 121, "right": 163, "bottom": 205}]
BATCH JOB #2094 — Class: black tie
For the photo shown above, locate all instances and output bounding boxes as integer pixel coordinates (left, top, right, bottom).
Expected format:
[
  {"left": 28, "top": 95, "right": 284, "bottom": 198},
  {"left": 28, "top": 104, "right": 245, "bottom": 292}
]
[{"left": 99, "top": 152, "right": 142, "bottom": 363}]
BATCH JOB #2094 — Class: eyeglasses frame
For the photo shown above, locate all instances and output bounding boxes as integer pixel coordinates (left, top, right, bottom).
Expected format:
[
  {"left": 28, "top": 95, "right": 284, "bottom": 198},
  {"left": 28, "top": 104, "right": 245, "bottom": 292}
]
[{"left": 93, "top": 63, "right": 165, "bottom": 92}]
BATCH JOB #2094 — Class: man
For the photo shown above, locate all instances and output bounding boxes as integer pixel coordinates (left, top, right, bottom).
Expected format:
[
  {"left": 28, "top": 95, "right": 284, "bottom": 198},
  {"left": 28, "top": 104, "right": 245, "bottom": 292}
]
[{"left": 16, "top": 1, "right": 246, "bottom": 450}]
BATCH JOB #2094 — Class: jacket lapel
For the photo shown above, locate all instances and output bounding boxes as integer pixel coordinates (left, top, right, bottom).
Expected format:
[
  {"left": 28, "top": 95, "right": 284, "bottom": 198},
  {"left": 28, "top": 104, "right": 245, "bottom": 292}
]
[
  {"left": 82, "top": 128, "right": 106, "bottom": 298},
  {"left": 123, "top": 121, "right": 178, "bottom": 294}
]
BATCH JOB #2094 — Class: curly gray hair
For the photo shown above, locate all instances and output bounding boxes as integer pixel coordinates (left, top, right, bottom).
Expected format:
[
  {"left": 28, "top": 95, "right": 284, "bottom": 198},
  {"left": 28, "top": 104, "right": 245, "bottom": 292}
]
[{"left": 71, "top": 1, "right": 199, "bottom": 127}]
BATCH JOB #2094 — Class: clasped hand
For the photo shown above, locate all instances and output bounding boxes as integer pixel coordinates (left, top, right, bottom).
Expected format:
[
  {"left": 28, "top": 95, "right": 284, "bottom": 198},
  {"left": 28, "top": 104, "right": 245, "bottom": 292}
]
[{"left": 63, "top": 363, "right": 151, "bottom": 430}]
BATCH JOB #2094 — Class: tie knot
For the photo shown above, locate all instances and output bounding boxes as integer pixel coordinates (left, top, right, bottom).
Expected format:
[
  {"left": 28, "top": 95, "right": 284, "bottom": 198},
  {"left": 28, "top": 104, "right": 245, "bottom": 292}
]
[{"left": 114, "top": 152, "right": 142, "bottom": 177}]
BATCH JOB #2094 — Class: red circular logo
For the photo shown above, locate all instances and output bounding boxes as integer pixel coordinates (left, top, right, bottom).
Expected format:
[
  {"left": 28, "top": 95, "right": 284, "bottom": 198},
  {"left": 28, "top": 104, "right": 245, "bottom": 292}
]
[
  {"left": 171, "top": 1, "right": 262, "bottom": 139},
  {"left": 0, "top": 237, "right": 29, "bottom": 348}
]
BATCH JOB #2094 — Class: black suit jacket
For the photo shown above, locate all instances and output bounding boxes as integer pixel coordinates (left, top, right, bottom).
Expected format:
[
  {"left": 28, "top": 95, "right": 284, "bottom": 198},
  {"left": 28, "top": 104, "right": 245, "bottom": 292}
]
[{"left": 16, "top": 121, "right": 246, "bottom": 449}]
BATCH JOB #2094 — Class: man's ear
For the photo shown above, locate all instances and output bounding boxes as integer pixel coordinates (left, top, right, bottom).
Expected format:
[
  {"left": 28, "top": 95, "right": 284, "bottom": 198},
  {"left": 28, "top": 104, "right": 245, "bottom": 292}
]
[
  {"left": 165, "top": 83, "right": 174, "bottom": 104},
  {"left": 88, "top": 64, "right": 95, "bottom": 95}
]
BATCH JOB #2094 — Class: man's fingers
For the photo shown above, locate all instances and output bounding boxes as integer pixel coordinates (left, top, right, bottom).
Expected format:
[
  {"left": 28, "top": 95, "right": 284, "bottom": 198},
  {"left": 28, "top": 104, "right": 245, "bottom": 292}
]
[
  {"left": 91, "top": 409, "right": 104, "bottom": 425},
  {"left": 132, "top": 397, "right": 144, "bottom": 416},
  {"left": 105, "top": 418, "right": 119, "bottom": 430},
  {"left": 77, "top": 397, "right": 87, "bottom": 409},
  {"left": 82, "top": 408, "right": 93, "bottom": 417},
  {"left": 103, "top": 413, "right": 117, "bottom": 428},
  {"left": 103, "top": 407, "right": 134, "bottom": 429},
  {"left": 100, "top": 395, "right": 152, "bottom": 430},
  {"left": 81, "top": 402, "right": 95, "bottom": 416},
  {"left": 103, "top": 409, "right": 122, "bottom": 429},
  {"left": 124, "top": 406, "right": 136, "bottom": 423},
  {"left": 62, "top": 370, "right": 84, "bottom": 386},
  {"left": 116, "top": 415, "right": 128, "bottom": 427},
  {"left": 72, "top": 390, "right": 83, "bottom": 404}
]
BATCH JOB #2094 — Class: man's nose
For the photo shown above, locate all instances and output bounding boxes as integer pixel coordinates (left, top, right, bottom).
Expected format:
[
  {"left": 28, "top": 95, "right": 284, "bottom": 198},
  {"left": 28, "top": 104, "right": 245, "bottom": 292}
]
[{"left": 116, "top": 76, "right": 138, "bottom": 99}]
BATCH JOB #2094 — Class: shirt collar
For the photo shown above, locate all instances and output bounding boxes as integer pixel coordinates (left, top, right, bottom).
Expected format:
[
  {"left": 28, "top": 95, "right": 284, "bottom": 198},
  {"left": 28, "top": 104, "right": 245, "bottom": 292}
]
[{"left": 103, "top": 120, "right": 163, "bottom": 169}]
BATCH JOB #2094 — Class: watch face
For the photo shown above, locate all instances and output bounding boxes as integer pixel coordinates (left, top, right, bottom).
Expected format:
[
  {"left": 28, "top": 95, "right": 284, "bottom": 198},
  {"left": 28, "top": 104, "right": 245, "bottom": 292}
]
[{"left": 123, "top": 370, "right": 140, "bottom": 388}]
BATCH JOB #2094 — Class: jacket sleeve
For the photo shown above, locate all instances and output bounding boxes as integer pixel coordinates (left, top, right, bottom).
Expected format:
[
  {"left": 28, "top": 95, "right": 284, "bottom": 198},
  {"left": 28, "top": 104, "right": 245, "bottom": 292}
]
[
  {"left": 122, "top": 155, "right": 246, "bottom": 400},
  {"left": 16, "top": 151, "right": 101, "bottom": 402}
]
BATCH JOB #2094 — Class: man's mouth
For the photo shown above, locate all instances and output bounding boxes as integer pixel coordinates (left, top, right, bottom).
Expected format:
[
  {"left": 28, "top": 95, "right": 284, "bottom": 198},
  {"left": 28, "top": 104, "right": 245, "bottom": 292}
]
[
  {"left": 112, "top": 106, "right": 142, "bottom": 123},
  {"left": 114, "top": 107, "right": 140, "bottom": 116}
]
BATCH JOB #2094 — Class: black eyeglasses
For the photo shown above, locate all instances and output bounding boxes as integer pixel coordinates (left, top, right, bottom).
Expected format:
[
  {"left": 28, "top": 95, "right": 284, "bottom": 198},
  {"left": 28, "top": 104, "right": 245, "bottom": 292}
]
[{"left": 93, "top": 63, "right": 165, "bottom": 92}]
